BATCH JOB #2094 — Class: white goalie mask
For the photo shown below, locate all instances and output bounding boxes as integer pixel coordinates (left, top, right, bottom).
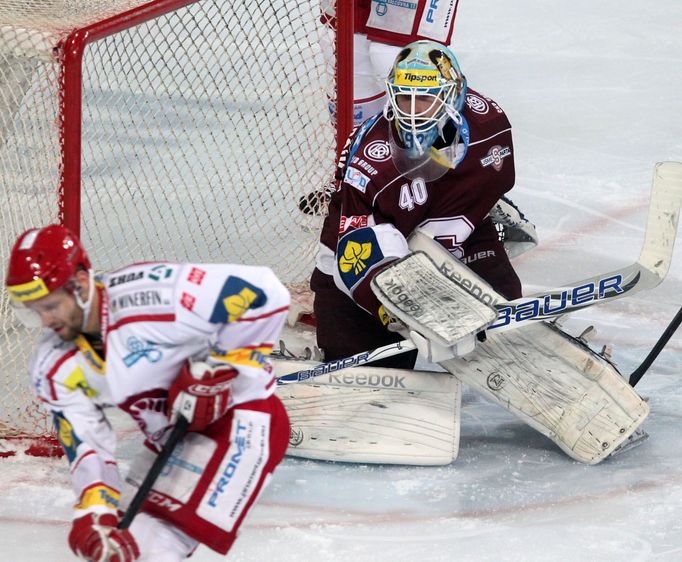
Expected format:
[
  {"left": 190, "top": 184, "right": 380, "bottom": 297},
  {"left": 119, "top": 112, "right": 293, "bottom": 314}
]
[{"left": 384, "top": 41, "right": 468, "bottom": 179}]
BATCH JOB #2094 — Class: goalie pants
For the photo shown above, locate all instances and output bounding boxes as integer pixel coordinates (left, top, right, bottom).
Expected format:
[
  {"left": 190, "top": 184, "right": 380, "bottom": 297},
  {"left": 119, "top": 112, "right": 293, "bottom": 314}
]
[
  {"left": 137, "top": 394, "right": 289, "bottom": 555},
  {"left": 312, "top": 220, "right": 522, "bottom": 368}
]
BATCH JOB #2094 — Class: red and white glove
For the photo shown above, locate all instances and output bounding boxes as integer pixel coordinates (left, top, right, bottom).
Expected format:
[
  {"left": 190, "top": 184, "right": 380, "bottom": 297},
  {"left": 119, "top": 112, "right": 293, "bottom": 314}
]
[
  {"left": 68, "top": 513, "right": 139, "bottom": 562},
  {"left": 167, "top": 360, "right": 237, "bottom": 432}
]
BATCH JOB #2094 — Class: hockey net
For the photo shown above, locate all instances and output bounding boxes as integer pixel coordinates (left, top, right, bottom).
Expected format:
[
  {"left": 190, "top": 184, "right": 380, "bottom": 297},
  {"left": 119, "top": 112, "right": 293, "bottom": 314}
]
[{"left": 0, "top": 0, "right": 349, "bottom": 451}]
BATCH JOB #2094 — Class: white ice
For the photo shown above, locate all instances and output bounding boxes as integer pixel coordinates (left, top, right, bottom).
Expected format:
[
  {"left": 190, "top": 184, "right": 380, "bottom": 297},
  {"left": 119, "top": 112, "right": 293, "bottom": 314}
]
[{"left": 2, "top": 0, "right": 682, "bottom": 560}]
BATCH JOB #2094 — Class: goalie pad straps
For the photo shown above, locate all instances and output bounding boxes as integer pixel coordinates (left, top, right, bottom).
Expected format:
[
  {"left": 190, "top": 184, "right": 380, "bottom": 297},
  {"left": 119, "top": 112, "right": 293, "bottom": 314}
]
[{"left": 370, "top": 251, "right": 497, "bottom": 347}]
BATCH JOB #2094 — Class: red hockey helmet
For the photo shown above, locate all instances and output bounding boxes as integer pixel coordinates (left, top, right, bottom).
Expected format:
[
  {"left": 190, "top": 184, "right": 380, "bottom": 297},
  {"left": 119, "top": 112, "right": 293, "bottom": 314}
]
[{"left": 6, "top": 224, "right": 91, "bottom": 303}]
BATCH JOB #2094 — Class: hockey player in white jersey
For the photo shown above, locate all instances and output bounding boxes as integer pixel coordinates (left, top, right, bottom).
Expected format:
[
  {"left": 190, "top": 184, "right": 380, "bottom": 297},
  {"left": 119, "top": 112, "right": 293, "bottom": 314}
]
[
  {"left": 320, "top": 0, "right": 461, "bottom": 127},
  {"left": 5, "top": 224, "right": 291, "bottom": 561}
]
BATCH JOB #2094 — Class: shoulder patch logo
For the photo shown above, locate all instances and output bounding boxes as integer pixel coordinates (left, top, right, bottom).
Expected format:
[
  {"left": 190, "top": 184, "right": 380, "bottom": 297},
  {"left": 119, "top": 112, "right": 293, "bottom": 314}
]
[
  {"left": 364, "top": 140, "right": 391, "bottom": 162},
  {"left": 336, "top": 228, "right": 386, "bottom": 292},
  {"left": 339, "top": 241, "right": 373, "bottom": 276},
  {"left": 53, "top": 411, "right": 81, "bottom": 463},
  {"left": 224, "top": 287, "right": 258, "bottom": 322},
  {"left": 209, "top": 277, "right": 266, "bottom": 324},
  {"left": 480, "top": 145, "right": 512, "bottom": 171},
  {"left": 466, "top": 93, "right": 489, "bottom": 114},
  {"left": 344, "top": 166, "right": 370, "bottom": 193}
]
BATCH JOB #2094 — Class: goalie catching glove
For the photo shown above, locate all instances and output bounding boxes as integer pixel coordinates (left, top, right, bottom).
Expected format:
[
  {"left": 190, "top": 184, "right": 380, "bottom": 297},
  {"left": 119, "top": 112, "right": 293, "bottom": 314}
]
[
  {"left": 168, "top": 360, "right": 237, "bottom": 432},
  {"left": 69, "top": 512, "right": 139, "bottom": 562}
]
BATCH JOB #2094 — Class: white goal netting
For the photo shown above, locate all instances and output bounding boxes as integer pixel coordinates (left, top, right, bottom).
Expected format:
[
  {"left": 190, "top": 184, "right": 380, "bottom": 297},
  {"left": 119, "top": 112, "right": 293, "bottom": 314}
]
[{"left": 0, "top": 0, "right": 337, "bottom": 440}]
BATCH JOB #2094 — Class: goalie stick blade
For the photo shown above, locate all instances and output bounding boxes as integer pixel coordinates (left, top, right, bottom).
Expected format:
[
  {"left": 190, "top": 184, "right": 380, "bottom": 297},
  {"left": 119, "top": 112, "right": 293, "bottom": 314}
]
[
  {"left": 638, "top": 161, "right": 682, "bottom": 279},
  {"left": 275, "top": 339, "right": 418, "bottom": 384}
]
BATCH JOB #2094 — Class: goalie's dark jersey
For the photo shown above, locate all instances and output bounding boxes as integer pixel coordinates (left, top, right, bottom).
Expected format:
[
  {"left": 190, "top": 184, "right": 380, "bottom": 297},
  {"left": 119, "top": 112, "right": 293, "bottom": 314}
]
[{"left": 311, "top": 89, "right": 522, "bottom": 366}]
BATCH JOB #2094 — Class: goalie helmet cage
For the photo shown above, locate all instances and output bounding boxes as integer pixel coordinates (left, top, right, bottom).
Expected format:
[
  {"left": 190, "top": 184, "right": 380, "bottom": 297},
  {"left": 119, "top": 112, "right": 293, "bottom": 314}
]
[{"left": 0, "top": 0, "right": 354, "bottom": 453}]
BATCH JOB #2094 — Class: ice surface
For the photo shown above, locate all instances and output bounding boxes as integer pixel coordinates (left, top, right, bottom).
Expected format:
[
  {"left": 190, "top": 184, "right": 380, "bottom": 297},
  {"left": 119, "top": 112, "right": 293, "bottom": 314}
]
[{"left": 2, "top": 0, "right": 682, "bottom": 560}]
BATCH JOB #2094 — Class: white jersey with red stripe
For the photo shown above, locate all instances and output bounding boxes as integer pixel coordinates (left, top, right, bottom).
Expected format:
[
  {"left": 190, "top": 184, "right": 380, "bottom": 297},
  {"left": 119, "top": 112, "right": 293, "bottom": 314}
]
[
  {"left": 363, "top": 0, "right": 460, "bottom": 46},
  {"left": 322, "top": 1, "right": 460, "bottom": 46},
  {"left": 28, "top": 261, "right": 290, "bottom": 520}
]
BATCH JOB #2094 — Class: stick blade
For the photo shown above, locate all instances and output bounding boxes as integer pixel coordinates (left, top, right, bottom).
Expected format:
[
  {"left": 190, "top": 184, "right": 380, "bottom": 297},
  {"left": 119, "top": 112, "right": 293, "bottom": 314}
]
[{"left": 639, "top": 161, "right": 682, "bottom": 279}]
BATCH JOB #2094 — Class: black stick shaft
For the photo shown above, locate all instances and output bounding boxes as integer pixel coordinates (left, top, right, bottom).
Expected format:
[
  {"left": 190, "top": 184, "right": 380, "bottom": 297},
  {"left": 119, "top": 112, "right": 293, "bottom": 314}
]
[
  {"left": 629, "top": 306, "right": 682, "bottom": 387},
  {"left": 119, "top": 416, "right": 190, "bottom": 529}
]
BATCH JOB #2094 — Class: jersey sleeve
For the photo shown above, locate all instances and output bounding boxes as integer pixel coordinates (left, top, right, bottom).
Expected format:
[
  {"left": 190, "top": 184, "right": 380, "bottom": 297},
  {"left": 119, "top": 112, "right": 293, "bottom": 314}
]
[
  {"left": 174, "top": 264, "right": 291, "bottom": 403},
  {"left": 29, "top": 335, "right": 122, "bottom": 519},
  {"left": 322, "top": 120, "right": 411, "bottom": 321}
]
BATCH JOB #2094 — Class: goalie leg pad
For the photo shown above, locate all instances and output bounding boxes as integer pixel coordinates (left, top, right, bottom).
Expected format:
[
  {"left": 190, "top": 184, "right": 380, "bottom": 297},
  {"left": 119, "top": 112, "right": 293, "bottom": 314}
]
[
  {"left": 407, "top": 226, "right": 649, "bottom": 463},
  {"left": 274, "top": 359, "right": 461, "bottom": 466},
  {"left": 441, "top": 322, "right": 649, "bottom": 464}
]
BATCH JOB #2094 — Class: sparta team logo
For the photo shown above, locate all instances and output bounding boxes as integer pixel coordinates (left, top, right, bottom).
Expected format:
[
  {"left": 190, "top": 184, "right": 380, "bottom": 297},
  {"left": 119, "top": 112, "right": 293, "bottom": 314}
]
[
  {"left": 466, "top": 93, "right": 489, "bottom": 115},
  {"left": 480, "top": 145, "right": 512, "bottom": 171},
  {"left": 364, "top": 140, "right": 391, "bottom": 162}
]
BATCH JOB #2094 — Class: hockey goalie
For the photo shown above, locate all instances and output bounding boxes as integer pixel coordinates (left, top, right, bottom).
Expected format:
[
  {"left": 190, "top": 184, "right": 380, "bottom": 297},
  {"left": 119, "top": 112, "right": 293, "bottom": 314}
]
[
  {"left": 275, "top": 41, "right": 682, "bottom": 467},
  {"left": 276, "top": 224, "right": 651, "bottom": 466}
]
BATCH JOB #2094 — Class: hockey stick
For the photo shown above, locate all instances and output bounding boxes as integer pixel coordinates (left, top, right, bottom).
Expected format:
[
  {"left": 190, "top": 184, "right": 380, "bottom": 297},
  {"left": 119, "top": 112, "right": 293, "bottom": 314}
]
[
  {"left": 407, "top": 162, "right": 682, "bottom": 332},
  {"left": 278, "top": 303, "right": 682, "bottom": 387},
  {"left": 629, "top": 305, "right": 682, "bottom": 387},
  {"left": 118, "top": 416, "right": 190, "bottom": 530},
  {"left": 276, "top": 339, "right": 417, "bottom": 384}
]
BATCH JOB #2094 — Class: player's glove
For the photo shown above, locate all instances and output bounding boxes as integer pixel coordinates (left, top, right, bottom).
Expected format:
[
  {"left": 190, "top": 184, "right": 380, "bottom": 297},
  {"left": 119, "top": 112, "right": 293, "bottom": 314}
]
[
  {"left": 68, "top": 512, "right": 139, "bottom": 562},
  {"left": 167, "top": 360, "right": 237, "bottom": 432}
]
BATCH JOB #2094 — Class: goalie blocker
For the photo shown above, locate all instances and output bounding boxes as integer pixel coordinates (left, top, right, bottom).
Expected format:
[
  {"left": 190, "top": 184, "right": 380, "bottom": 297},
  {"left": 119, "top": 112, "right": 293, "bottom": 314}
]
[{"left": 371, "top": 251, "right": 498, "bottom": 361}]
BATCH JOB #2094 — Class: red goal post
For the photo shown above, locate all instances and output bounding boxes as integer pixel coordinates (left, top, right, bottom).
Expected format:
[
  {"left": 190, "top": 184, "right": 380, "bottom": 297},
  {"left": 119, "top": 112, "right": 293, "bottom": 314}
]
[{"left": 0, "top": 0, "right": 354, "bottom": 450}]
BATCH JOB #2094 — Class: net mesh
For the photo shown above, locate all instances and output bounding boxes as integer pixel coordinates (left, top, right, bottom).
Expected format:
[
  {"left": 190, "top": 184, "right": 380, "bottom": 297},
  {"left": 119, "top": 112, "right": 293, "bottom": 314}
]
[{"left": 0, "top": 0, "right": 335, "bottom": 440}]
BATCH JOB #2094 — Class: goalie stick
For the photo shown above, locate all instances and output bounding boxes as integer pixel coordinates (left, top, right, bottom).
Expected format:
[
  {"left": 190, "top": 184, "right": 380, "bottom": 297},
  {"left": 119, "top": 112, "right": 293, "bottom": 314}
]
[
  {"left": 279, "top": 302, "right": 682, "bottom": 388},
  {"left": 278, "top": 162, "right": 682, "bottom": 384}
]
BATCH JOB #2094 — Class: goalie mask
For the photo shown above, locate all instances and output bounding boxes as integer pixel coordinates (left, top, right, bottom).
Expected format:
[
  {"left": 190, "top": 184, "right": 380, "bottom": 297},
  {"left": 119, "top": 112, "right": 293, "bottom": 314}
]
[
  {"left": 384, "top": 41, "right": 468, "bottom": 180},
  {"left": 6, "top": 224, "right": 94, "bottom": 327}
]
